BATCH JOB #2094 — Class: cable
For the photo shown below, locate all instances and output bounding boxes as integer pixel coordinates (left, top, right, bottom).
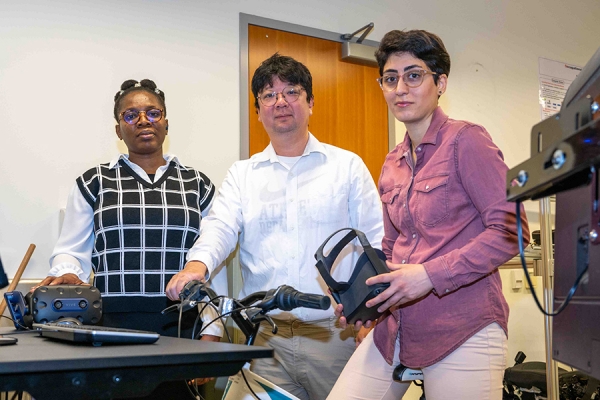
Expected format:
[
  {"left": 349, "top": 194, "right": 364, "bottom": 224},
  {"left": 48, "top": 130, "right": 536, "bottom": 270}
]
[
  {"left": 179, "top": 298, "right": 216, "bottom": 399},
  {"left": 195, "top": 305, "right": 254, "bottom": 343},
  {"left": 184, "top": 378, "right": 203, "bottom": 400},
  {"left": 191, "top": 309, "right": 203, "bottom": 340},
  {"left": 0, "top": 315, "right": 32, "bottom": 331},
  {"left": 192, "top": 299, "right": 222, "bottom": 340},
  {"left": 178, "top": 302, "right": 184, "bottom": 338},
  {"left": 240, "top": 368, "right": 261, "bottom": 400},
  {"left": 516, "top": 201, "right": 589, "bottom": 316},
  {"left": 179, "top": 295, "right": 230, "bottom": 399},
  {"left": 199, "top": 304, "right": 260, "bottom": 400}
]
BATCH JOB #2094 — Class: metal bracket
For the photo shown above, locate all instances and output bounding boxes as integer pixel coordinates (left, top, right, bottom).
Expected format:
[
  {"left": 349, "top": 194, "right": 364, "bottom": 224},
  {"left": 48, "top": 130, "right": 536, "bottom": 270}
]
[{"left": 341, "top": 22, "right": 374, "bottom": 43}]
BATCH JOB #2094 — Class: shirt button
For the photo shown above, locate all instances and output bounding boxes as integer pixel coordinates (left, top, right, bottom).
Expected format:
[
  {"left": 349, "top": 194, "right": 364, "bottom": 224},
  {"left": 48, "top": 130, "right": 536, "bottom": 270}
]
[
  {"left": 416, "top": 147, "right": 422, "bottom": 152},
  {"left": 445, "top": 289, "right": 450, "bottom": 293},
  {"left": 412, "top": 234, "right": 416, "bottom": 238},
  {"left": 402, "top": 260, "right": 406, "bottom": 264},
  {"left": 404, "top": 203, "right": 407, "bottom": 208},
  {"left": 425, "top": 185, "right": 430, "bottom": 190},
  {"left": 290, "top": 198, "right": 295, "bottom": 202},
  {"left": 290, "top": 227, "right": 295, "bottom": 231}
]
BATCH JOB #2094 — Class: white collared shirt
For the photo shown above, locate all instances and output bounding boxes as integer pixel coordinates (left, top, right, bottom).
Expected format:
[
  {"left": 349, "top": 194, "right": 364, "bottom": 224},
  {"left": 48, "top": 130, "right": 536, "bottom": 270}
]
[{"left": 188, "top": 134, "right": 384, "bottom": 321}]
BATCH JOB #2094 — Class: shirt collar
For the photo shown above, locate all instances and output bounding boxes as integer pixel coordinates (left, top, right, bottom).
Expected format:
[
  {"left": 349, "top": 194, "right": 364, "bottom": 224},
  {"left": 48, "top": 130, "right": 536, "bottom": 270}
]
[
  {"left": 108, "top": 154, "right": 187, "bottom": 171},
  {"left": 251, "top": 133, "right": 328, "bottom": 165},
  {"left": 395, "top": 106, "right": 449, "bottom": 161}
]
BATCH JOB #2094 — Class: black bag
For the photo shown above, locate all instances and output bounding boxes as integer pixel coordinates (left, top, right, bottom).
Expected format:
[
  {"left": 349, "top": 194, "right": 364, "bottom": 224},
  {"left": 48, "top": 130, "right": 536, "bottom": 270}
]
[{"left": 503, "top": 357, "right": 600, "bottom": 400}]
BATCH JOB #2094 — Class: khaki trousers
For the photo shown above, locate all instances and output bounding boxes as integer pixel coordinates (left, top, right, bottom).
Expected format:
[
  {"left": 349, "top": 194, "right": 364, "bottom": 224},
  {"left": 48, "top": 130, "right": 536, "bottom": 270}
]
[{"left": 251, "top": 316, "right": 356, "bottom": 400}]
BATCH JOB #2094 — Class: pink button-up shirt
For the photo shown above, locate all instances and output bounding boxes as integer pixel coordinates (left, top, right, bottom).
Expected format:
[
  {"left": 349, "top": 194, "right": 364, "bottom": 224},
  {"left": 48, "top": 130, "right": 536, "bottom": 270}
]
[{"left": 373, "top": 107, "right": 529, "bottom": 368}]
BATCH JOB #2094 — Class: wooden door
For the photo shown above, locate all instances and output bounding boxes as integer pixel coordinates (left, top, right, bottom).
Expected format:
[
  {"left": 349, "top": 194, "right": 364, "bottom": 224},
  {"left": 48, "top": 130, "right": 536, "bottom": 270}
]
[{"left": 248, "top": 25, "right": 388, "bottom": 182}]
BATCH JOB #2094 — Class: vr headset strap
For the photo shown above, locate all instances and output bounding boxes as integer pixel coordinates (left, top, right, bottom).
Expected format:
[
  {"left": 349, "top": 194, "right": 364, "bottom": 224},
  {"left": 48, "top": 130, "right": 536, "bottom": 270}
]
[
  {"left": 315, "top": 228, "right": 387, "bottom": 291},
  {"left": 353, "top": 230, "right": 389, "bottom": 276},
  {"left": 315, "top": 229, "right": 356, "bottom": 291}
]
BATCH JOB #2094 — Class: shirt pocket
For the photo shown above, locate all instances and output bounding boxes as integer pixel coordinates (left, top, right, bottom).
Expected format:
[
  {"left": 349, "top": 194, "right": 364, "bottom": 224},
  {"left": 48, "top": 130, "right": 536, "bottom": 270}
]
[
  {"left": 380, "top": 186, "right": 402, "bottom": 223},
  {"left": 414, "top": 175, "right": 449, "bottom": 227},
  {"left": 312, "top": 183, "right": 350, "bottom": 226}
]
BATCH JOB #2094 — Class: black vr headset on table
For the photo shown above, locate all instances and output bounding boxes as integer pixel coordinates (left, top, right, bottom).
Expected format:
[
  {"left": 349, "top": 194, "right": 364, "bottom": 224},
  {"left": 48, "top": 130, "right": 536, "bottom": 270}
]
[
  {"left": 4, "top": 285, "right": 102, "bottom": 329},
  {"left": 315, "top": 228, "right": 390, "bottom": 325}
]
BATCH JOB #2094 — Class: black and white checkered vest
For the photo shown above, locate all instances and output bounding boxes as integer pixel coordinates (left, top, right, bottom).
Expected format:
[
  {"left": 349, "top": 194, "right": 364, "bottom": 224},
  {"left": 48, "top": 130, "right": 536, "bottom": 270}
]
[{"left": 76, "top": 159, "right": 214, "bottom": 298}]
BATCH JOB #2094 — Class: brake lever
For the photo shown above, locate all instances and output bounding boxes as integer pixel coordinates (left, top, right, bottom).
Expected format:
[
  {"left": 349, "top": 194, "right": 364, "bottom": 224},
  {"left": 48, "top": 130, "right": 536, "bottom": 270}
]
[
  {"left": 264, "top": 315, "right": 278, "bottom": 335},
  {"left": 245, "top": 308, "right": 278, "bottom": 335},
  {"left": 161, "top": 304, "right": 179, "bottom": 315},
  {"left": 161, "top": 299, "right": 198, "bottom": 315},
  {"left": 254, "top": 287, "right": 279, "bottom": 312}
]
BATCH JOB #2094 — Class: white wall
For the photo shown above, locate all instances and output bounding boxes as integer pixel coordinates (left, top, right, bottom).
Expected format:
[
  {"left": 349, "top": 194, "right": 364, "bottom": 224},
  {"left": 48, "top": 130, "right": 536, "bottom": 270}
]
[{"left": 2, "top": 0, "right": 597, "bottom": 278}]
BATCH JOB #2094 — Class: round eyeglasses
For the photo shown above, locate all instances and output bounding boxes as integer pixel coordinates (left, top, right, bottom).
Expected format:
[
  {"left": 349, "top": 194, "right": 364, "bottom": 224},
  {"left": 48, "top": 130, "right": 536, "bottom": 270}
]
[
  {"left": 258, "top": 86, "right": 305, "bottom": 107},
  {"left": 377, "top": 69, "right": 438, "bottom": 91},
  {"left": 119, "top": 109, "right": 164, "bottom": 125}
]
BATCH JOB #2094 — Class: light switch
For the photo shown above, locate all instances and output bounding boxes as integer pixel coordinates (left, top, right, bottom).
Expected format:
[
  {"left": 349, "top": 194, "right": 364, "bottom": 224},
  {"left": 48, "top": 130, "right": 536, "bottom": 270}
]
[{"left": 511, "top": 270, "right": 524, "bottom": 290}]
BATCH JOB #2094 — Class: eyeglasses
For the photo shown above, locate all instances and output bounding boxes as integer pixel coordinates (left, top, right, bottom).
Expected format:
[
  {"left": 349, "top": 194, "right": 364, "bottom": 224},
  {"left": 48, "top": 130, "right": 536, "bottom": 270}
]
[
  {"left": 258, "top": 86, "right": 305, "bottom": 107},
  {"left": 377, "top": 69, "right": 438, "bottom": 91},
  {"left": 119, "top": 109, "right": 164, "bottom": 125}
]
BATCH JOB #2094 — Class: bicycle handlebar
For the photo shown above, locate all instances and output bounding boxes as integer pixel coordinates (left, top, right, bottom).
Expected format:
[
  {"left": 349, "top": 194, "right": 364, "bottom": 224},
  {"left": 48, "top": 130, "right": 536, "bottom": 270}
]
[
  {"left": 179, "top": 282, "right": 330, "bottom": 313},
  {"left": 177, "top": 282, "right": 331, "bottom": 346},
  {"left": 260, "top": 285, "right": 331, "bottom": 311}
]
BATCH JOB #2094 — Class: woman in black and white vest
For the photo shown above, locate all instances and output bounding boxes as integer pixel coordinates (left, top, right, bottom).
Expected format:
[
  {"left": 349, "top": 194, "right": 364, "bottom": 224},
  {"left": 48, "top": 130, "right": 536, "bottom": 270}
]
[{"left": 37, "top": 79, "right": 220, "bottom": 339}]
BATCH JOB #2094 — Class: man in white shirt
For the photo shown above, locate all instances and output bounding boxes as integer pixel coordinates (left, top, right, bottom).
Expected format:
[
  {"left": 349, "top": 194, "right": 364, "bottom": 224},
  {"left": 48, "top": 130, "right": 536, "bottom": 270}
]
[{"left": 166, "top": 54, "right": 383, "bottom": 400}]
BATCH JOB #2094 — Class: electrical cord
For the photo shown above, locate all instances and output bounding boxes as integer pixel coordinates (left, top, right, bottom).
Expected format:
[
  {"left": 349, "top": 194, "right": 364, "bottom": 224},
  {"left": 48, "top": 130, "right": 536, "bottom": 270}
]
[
  {"left": 178, "top": 302, "right": 184, "bottom": 339},
  {"left": 177, "top": 286, "right": 288, "bottom": 400},
  {"left": 0, "top": 315, "right": 33, "bottom": 331},
  {"left": 240, "top": 368, "right": 261, "bottom": 400},
  {"left": 195, "top": 304, "right": 261, "bottom": 342},
  {"left": 189, "top": 303, "right": 262, "bottom": 400},
  {"left": 194, "top": 300, "right": 235, "bottom": 344},
  {"left": 184, "top": 378, "right": 204, "bottom": 400},
  {"left": 179, "top": 295, "right": 240, "bottom": 400},
  {"left": 516, "top": 201, "right": 589, "bottom": 316},
  {"left": 192, "top": 297, "right": 225, "bottom": 340},
  {"left": 198, "top": 304, "right": 260, "bottom": 400}
]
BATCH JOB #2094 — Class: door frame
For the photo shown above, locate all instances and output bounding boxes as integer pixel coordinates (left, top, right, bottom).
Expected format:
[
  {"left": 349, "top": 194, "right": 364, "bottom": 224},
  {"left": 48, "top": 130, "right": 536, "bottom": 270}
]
[{"left": 239, "top": 13, "right": 396, "bottom": 160}]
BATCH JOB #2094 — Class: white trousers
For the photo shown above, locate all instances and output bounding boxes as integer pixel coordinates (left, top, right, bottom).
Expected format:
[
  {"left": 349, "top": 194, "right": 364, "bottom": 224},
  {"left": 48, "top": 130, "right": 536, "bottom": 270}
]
[{"left": 328, "top": 322, "right": 507, "bottom": 400}]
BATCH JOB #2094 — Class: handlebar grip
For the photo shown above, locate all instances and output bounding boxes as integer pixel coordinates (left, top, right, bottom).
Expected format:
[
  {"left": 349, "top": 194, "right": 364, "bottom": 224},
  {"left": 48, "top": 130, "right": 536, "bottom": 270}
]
[
  {"left": 179, "top": 280, "right": 217, "bottom": 303},
  {"left": 179, "top": 280, "right": 203, "bottom": 300},
  {"left": 294, "top": 292, "right": 331, "bottom": 310},
  {"left": 274, "top": 285, "right": 331, "bottom": 311}
]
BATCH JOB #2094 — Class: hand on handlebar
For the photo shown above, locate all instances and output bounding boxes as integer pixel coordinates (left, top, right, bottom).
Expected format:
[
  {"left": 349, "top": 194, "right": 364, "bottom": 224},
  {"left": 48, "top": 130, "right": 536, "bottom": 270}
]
[{"left": 165, "top": 261, "right": 209, "bottom": 301}]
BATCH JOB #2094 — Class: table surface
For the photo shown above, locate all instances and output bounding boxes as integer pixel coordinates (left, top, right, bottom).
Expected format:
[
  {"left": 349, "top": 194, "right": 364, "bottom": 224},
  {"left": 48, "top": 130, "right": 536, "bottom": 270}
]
[{"left": 0, "top": 328, "right": 273, "bottom": 399}]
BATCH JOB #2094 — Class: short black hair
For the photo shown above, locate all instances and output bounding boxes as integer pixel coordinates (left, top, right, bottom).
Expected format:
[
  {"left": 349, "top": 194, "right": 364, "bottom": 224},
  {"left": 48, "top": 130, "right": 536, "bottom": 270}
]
[
  {"left": 251, "top": 53, "right": 313, "bottom": 110},
  {"left": 375, "top": 30, "right": 450, "bottom": 84},
  {"left": 113, "top": 79, "right": 166, "bottom": 122}
]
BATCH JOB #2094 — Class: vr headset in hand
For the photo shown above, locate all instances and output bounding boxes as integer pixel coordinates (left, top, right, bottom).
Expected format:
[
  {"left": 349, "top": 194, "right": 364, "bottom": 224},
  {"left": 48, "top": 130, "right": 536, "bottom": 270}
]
[
  {"left": 4, "top": 285, "right": 102, "bottom": 329},
  {"left": 315, "top": 228, "right": 389, "bottom": 325}
]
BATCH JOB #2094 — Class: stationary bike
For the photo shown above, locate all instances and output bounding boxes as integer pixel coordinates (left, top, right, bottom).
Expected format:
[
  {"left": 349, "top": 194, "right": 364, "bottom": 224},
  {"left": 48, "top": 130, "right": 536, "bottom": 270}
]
[
  {"left": 176, "top": 281, "right": 331, "bottom": 400},
  {"left": 393, "top": 364, "right": 425, "bottom": 400}
]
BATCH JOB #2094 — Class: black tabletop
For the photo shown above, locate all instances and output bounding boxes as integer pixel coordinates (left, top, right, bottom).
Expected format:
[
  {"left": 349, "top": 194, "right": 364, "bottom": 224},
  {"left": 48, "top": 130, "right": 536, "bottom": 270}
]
[{"left": 0, "top": 328, "right": 272, "bottom": 399}]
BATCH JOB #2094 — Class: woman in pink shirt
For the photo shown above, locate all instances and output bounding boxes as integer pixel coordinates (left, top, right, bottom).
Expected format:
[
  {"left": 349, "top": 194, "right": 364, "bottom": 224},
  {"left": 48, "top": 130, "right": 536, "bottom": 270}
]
[{"left": 329, "top": 30, "right": 529, "bottom": 400}]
